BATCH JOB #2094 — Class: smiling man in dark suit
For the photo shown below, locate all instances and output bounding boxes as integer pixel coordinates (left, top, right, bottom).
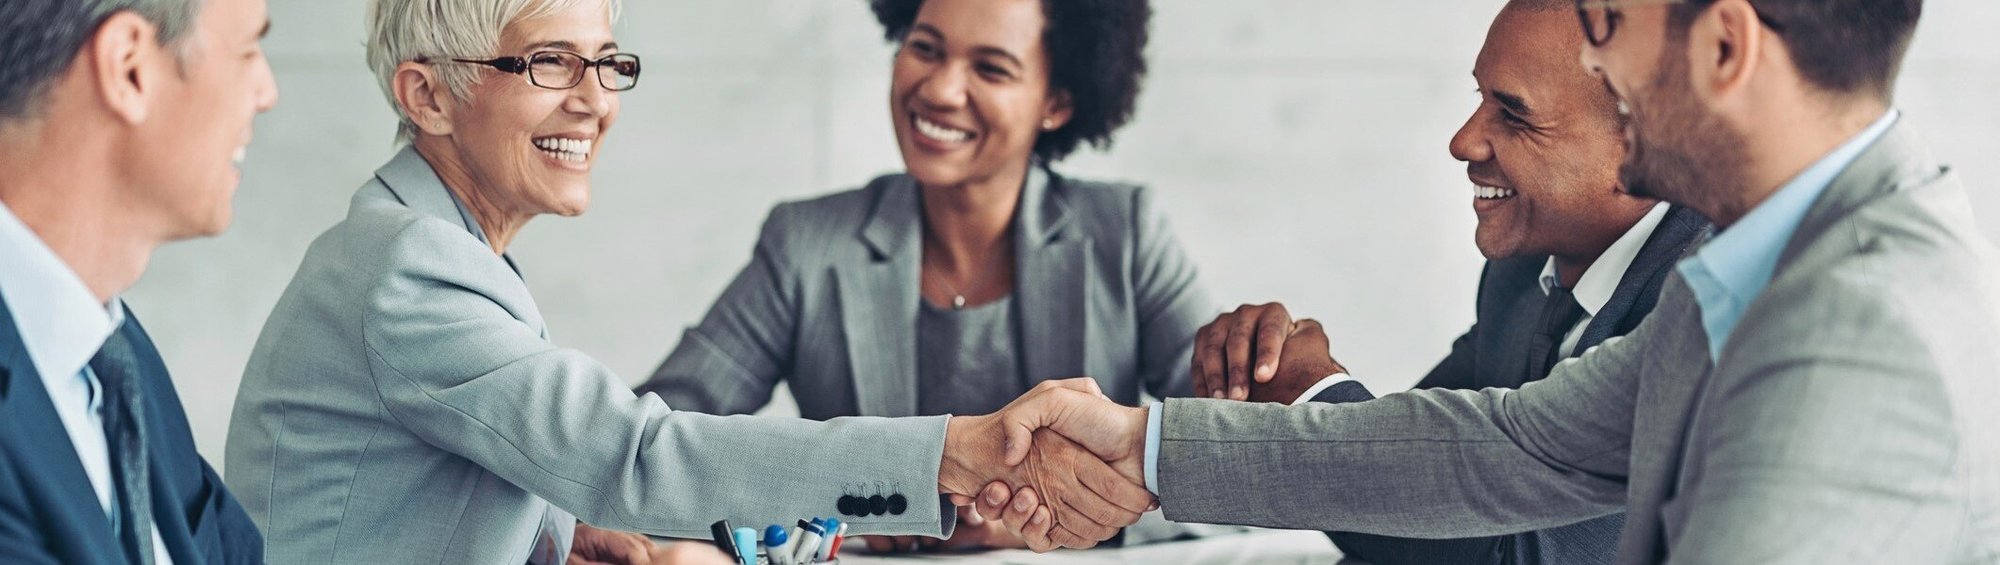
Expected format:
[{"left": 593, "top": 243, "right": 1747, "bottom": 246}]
[
  {"left": 0, "top": 0, "right": 278, "bottom": 563},
  {"left": 1185, "top": 1, "right": 1709, "bottom": 564}
]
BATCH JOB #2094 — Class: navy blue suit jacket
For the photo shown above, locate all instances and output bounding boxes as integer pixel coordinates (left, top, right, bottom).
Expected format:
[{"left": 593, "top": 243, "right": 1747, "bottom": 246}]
[
  {"left": 1318, "top": 206, "right": 1710, "bottom": 565},
  {"left": 0, "top": 296, "right": 263, "bottom": 564}
]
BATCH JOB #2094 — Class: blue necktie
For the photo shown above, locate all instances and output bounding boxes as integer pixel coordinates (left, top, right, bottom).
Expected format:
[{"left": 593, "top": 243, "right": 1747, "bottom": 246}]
[{"left": 90, "top": 331, "right": 155, "bottom": 565}]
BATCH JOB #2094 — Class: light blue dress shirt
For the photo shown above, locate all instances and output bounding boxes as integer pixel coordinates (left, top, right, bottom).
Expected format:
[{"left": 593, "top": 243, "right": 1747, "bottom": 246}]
[
  {"left": 1677, "top": 110, "right": 1898, "bottom": 361},
  {"left": 1139, "top": 110, "right": 1900, "bottom": 495},
  {"left": 0, "top": 200, "right": 173, "bottom": 564}
]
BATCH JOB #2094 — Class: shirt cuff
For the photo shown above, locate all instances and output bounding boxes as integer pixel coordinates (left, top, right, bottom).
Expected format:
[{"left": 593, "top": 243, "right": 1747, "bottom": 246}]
[
  {"left": 1290, "top": 373, "right": 1355, "bottom": 406},
  {"left": 1143, "top": 401, "right": 1163, "bottom": 494}
]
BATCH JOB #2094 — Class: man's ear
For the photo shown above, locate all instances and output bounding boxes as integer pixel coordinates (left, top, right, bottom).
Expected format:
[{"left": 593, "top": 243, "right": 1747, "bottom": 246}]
[
  {"left": 393, "top": 62, "right": 454, "bottom": 137},
  {"left": 1688, "top": 0, "right": 1765, "bottom": 106},
  {"left": 89, "top": 11, "right": 164, "bottom": 126}
]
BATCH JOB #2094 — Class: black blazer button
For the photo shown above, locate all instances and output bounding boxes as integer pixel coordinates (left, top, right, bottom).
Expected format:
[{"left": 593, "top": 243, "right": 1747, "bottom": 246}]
[
  {"left": 869, "top": 495, "right": 888, "bottom": 516},
  {"left": 887, "top": 494, "right": 908, "bottom": 515},
  {"left": 837, "top": 495, "right": 857, "bottom": 516}
]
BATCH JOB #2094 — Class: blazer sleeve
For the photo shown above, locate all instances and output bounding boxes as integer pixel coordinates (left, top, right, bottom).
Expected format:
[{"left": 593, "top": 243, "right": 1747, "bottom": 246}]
[
  {"left": 635, "top": 205, "right": 801, "bottom": 415},
  {"left": 1128, "top": 186, "right": 1214, "bottom": 400},
  {"left": 1153, "top": 283, "right": 1653, "bottom": 537},
  {"left": 360, "top": 219, "right": 953, "bottom": 539}
]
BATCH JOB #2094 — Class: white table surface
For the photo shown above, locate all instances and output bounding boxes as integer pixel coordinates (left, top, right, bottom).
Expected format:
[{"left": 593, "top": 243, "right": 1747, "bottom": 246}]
[{"left": 831, "top": 529, "right": 1353, "bottom": 565}]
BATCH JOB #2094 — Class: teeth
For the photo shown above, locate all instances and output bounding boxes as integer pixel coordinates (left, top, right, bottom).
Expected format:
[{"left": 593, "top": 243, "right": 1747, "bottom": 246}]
[
  {"left": 1617, "top": 99, "right": 1630, "bottom": 117},
  {"left": 531, "top": 137, "right": 592, "bottom": 163},
  {"left": 232, "top": 146, "right": 246, "bottom": 165},
  {"left": 914, "top": 115, "right": 972, "bottom": 143},
  {"left": 1474, "top": 185, "right": 1517, "bottom": 200}
]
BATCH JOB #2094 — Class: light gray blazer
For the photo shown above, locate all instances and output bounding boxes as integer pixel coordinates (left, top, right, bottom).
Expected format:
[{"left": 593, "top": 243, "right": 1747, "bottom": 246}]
[
  {"left": 1153, "top": 120, "right": 2000, "bottom": 563},
  {"left": 225, "top": 147, "right": 957, "bottom": 565},
  {"left": 636, "top": 167, "right": 1222, "bottom": 545},
  {"left": 636, "top": 167, "right": 1211, "bottom": 417}
]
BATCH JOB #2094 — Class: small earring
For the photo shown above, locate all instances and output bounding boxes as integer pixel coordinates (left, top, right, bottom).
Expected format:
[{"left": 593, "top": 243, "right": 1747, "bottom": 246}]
[{"left": 1042, "top": 119, "right": 1056, "bottom": 130}]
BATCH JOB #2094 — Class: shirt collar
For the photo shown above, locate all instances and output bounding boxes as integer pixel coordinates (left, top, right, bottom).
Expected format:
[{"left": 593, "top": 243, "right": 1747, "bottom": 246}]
[
  {"left": 0, "top": 200, "right": 124, "bottom": 383},
  {"left": 1682, "top": 110, "right": 1899, "bottom": 308},
  {"left": 1677, "top": 109, "right": 1899, "bottom": 358},
  {"left": 1540, "top": 202, "right": 1672, "bottom": 316}
]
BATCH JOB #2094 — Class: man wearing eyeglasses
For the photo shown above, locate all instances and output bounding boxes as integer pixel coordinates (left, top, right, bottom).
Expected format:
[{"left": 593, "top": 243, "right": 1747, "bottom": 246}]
[{"left": 975, "top": 0, "right": 2000, "bottom": 562}]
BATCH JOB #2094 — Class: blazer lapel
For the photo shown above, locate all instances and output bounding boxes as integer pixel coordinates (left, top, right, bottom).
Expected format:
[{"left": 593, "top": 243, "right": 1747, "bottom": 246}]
[
  {"left": 0, "top": 296, "right": 123, "bottom": 554},
  {"left": 1577, "top": 205, "right": 1711, "bottom": 350},
  {"left": 1777, "top": 118, "right": 1946, "bottom": 270},
  {"left": 1016, "top": 168, "right": 1093, "bottom": 388},
  {"left": 839, "top": 178, "right": 923, "bottom": 417}
]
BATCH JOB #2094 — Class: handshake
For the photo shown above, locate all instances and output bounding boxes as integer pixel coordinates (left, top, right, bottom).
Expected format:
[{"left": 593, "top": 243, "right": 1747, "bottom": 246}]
[{"left": 928, "top": 302, "right": 1340, "bottom": 553}]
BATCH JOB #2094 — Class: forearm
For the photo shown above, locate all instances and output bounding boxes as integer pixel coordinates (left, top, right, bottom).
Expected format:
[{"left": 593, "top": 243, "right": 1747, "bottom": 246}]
[{"left": 1154, "top": 394, "right": 1625, "bottom": 537}]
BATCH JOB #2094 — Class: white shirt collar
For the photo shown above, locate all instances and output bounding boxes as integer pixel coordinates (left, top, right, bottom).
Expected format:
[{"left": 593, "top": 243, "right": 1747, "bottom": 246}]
[
  {"left": 0, "top": 200, "right": 123, "bottom": 383},
  {"left": 1539, "top": 202, "right": 1672, "bottom": 316}
]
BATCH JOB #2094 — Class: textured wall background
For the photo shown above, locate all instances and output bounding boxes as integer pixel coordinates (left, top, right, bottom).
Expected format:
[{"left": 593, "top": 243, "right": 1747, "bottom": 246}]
[{"left": 132, "top": 0, "right": 2000, "bottom": 465}]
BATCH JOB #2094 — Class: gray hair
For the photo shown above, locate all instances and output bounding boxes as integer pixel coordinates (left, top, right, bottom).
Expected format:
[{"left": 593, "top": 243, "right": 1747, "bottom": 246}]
[
  {"left": 0, "top": 0, "right": 204, "bottom": 121},
  {"left": 367, "top": 0, "right": 622, "bottom": 143}
]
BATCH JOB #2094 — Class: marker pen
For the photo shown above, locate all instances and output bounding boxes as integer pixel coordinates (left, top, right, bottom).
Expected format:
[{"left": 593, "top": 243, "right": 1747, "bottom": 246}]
[
  {"left": 763, "top": 525, "right": 791, "bottom": 565},
  {"left": 709, "top": 520, "right": 738, "bottom": 559},
  {"left": 790, "top": 519, "right": 826, "bottom": 565},
  {"left": 826, "top": 522, "right": 851, "bottom": 560},
  {"left": 814, "top": 519, "right": 842, "bottom": 562},
  {"left": 733, "top": 527, "right": 759, "bottom": 565}
]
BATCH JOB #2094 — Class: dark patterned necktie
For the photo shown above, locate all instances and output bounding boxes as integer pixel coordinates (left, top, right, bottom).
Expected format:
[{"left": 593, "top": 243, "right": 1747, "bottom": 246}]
[
  {"left": 90, "top": 331, "right": 154, "bottom": 565},
  {"left": 1526, "top": 286, "right": 1587, "bottom": 380}
]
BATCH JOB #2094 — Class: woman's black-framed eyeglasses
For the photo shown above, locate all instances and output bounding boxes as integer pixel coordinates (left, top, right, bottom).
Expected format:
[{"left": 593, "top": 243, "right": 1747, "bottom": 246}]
[
  {"left": 422, "top": 51, "right": 642, "bottom": 91},
  {"left": 1575, "top": 0, "right": 1785, "bottom": 47}
]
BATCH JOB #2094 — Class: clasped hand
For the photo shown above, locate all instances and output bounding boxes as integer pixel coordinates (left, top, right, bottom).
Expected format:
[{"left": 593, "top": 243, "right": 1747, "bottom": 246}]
[{"left": 937, "top": 378, "right": 1155, "bottom": 552}]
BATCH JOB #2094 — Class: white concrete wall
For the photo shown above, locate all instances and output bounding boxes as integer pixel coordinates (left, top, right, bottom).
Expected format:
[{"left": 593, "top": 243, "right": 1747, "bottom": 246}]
[{"left": 133, "top": 0, "right": 2000, "bottom": 466}]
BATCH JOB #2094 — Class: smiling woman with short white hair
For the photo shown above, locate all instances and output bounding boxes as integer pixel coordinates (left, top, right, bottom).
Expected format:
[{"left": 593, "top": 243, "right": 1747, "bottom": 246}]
[{"left": 221, "top": 0, "right": 1151, "bottom": 561}]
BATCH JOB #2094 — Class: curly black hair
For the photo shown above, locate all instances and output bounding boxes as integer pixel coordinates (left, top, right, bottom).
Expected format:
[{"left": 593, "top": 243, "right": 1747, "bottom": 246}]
[{"left": 871, "top": 0, "right": 1152, "bottom": 163}]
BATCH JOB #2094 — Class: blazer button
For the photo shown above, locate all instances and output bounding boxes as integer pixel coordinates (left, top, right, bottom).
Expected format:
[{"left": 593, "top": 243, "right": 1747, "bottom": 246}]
[
  {"left": 869, "top": 495, "right": 888, "bottom": 516},
  {"left": 837, "top": 495, "right": 857, "bottom": 516},
  {"left": 887, "top": 494, "right": 908, "bottom": 515}
]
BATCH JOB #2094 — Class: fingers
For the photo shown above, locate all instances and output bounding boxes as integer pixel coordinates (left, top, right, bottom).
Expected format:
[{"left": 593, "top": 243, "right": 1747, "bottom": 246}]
[
  {"left": 1195, "top": 319, "right": 1229, "bottom": 398},
  {"left": 975, "top": 481, "right": 1011, "bottom": 523},
  {"left": 1252, "top": 303, "right": 1294, "bottom": 383},
  {"left": 1224, "top": 305, "right": 1262, "bottom": 399},
  {"left": 960, "top": 502, "right": 987, "bottom": 527}
]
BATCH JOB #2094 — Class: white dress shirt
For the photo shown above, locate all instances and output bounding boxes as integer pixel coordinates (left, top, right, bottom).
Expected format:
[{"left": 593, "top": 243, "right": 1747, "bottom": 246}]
[
  {"left": 0, "top": 201, "right": 174, "bottom": 564},
  {"left": 1537, "top": 202, "right": 1671, "bottom": 358}
]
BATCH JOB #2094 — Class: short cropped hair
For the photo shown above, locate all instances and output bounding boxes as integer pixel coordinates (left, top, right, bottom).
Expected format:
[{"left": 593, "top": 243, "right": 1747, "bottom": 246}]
[
  {"left": 366, "top": 0, "right": 622, "bottom": 143},
  {"left": 1674, "top": 0, "right": 1922, "bottom": 100},
  {"left": 0, "top": 0, "right": 203, "bottom": 121},
  {"left": 870, "top": 0, "right": 1153, "bottom": 163}
]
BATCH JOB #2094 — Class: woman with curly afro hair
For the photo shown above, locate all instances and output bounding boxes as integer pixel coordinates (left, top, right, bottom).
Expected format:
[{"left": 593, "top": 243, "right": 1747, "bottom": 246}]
[{"left": 639, "top": 0, "right": 1233, "bottom": 551}]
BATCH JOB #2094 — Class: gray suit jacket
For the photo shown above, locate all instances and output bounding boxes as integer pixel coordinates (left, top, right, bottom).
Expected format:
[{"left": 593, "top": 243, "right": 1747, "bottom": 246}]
[
  {"left": 636, "top": 168, "right": 1220, "bottom": 543},
  {"left": 225, "top": 147, "right": 957, "bottom": 565},
  {"left": 637, "top": 168, "right": 1210, "bottom": 416},
  {"left": 1155, "top": 120, "right": 2000, "bottom": 563}
]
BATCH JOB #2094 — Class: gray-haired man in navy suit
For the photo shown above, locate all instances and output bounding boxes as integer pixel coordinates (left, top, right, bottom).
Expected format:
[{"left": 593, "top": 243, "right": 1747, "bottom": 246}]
[{"left": 1187, "top": 1, "right": 1709, "bottom": 564}]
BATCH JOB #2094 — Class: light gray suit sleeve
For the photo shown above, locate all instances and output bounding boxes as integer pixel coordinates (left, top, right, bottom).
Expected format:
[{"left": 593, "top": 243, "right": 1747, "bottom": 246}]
[
  {"left": 1662, "top": 255, "right": 1971, "bottom": 563},
  {"left": 1155, "top": 304, "right": 1648, "bottom": 537},
  {"left": 637, "top": 205, "right": 799, "bottom": 414},
  {"left": 361, "top": 219, "right": 952, "bottom": 538}
]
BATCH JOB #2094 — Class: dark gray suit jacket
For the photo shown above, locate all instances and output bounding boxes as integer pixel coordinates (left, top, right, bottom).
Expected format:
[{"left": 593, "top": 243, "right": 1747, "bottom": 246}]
[{"left": 1318, "top": 205, "right": 1710, "bottom": 565}]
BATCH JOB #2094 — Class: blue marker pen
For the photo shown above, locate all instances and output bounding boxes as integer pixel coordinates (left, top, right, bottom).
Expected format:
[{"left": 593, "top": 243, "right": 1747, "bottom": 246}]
[
  {"left": 732, "top": 527, "right": 759, "bottom": 565},
  {"left": 763, "top": 525, "right": 791, "bottom": 565}
]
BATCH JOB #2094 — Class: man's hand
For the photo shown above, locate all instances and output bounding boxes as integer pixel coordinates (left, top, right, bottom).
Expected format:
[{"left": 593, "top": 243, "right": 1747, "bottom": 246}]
[
  {"left": 1246, "top": 319, "right": 1348, "bottom": 404},
  {"left": 939, "top": 380, "right": 1154, "bottom": 552},
  {"left": 1192, "top": 303, "right": 1295, "bottom": 400},
  {"left": 649, "top": 542, "right": 734, "bottom": 565},
  {"left": 568, "top": 522, "right": 659, "bottom": 565}
]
